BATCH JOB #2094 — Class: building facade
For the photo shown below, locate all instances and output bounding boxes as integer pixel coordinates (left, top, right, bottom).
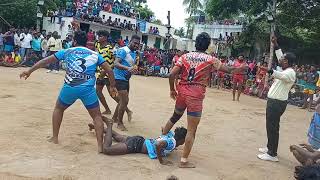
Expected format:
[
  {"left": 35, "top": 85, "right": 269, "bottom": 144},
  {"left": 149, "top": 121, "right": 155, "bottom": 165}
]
[{"left": 42, "top": 11, "right": 175, "bottom": 50}]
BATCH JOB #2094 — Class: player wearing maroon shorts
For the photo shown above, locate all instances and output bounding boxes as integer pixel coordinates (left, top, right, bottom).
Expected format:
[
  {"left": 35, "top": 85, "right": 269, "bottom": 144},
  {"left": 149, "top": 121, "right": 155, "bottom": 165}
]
[
  {"left": 161, "top": 32, "right": 248, "bottom": 168},
  {"left": 217, "top": 57, "right": 227, "bottom": 89},
  {"left": 232, "top": 55, "right": 247, "bottom": 101}
]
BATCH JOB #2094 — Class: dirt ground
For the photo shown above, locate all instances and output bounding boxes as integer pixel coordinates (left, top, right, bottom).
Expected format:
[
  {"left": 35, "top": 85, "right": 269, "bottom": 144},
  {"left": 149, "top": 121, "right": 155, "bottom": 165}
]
[{"left": 0, "top": 67, "right": 313, "bottom": 180}]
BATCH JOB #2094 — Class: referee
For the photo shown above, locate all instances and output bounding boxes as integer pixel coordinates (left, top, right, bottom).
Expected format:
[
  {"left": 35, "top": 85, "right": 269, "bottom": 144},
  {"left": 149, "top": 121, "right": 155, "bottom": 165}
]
[{"left": 257, "top": 36, "right": 296, "bottom": 162}]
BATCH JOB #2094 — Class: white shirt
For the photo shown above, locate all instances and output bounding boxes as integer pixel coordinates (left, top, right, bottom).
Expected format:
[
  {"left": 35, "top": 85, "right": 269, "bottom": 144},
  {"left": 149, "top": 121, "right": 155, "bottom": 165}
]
[
  {"left": 48, "top": 37, "right": 57, "bottom": 51},
  {"left": 41, "top": 39, "right": 48, "bottom": 51},
  {"left": 14, "top": 33, "right": 21, "bottom": 47},
  {"left": 267, "top": 48, "right": 296, "bottom": 101},
  {"left": 20, "top": 33, "right": 33, "bottom": 48},
  {"left": 0, "top": 33, "right": 4, "bottom": 45},
  {"left": 267, "top": 67, "right": 296, "bottom": 101}
]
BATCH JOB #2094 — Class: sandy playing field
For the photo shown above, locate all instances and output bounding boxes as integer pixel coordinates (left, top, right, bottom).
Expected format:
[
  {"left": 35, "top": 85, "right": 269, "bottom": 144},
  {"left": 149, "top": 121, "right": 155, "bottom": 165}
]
[{"left": 0, "top": 66, "right": 313, "bottom": 180}]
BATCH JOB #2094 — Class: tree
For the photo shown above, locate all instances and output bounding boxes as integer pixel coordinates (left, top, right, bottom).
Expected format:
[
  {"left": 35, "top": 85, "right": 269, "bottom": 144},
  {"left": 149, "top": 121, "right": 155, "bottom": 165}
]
[
  {"left": 136, "top": 5, "right": 154, "bottom": 20},
  {"left": 0, "top": 0, "right": 66, "bottom": 28},
  {"left": 174, "top": 27, "right": 185, "bottom": 37},
  {"left": 183, "top": 0, "right": 203, "bottom": 38},
  {"left": 184, "top": 16, "right": 196, "bottom": 39},
  {"left": 204, "top": 0, "right": 320, "bottom": 63},
  {"left": 153, "top": 19, "right": 163, "bottom": 25},
  {"left": 0, "top": 0, "right": 37, "bottom": 28},
  {"left": 130, "top": 0, "right": 147, "bottom": 7},
  {"left": 183, "top": 0, "right": 203, "bottom": 15}
]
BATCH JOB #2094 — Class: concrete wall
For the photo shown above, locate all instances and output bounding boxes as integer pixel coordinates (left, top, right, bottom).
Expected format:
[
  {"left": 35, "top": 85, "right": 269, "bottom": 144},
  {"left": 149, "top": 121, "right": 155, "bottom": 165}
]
[
  {"left": 42, "top": 17, "right": 74, "bottom": 39},
  {"left": 42, "top": 13, "right": 171, "bottom": 49},
  {"left": 145, "top": 22, "right": 169, "bottom": 37},
  {"left": 99, "top": 11, "right": 172, "bottom": 38},
  {"left": 99, "top": 11, "right": 137, "bottom": 26},
  {"left": 193, "top": 24, "right": 243, "bottom": 40}
]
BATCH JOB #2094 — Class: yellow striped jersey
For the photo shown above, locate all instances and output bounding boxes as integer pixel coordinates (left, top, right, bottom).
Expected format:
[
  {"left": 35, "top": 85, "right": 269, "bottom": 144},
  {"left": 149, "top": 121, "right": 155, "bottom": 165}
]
[{"left": 95, "top": 42, "right": 114, "bottom": 78}]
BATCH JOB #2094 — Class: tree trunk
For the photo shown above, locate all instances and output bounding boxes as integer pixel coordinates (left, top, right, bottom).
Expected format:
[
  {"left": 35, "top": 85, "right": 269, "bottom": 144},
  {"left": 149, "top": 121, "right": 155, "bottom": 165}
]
[{"left": 186, "top": 14, "right": 192, "bottom": 39}]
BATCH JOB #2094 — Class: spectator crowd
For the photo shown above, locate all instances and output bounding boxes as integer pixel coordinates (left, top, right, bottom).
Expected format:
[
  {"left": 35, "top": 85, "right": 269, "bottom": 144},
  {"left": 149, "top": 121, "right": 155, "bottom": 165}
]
[
  {"left": 209, "top": 56, "right": 320, "bottom": 112},
  {"left": 47, "top": 0, "right": 159, "bottom": 34},
  {"left": 1, "top": 27, "right": 319, "bottom": 113}
]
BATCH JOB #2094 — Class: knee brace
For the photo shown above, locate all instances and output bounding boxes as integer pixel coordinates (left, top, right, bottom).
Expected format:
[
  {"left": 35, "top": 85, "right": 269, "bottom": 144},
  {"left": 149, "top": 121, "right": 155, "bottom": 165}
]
[{"left": 170, "top": 111, "right": 183, "bottom": 124}]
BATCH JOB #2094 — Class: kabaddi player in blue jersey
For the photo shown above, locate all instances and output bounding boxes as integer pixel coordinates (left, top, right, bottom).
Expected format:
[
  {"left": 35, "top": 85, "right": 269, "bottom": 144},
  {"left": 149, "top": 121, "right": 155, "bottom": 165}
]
[
  {"left": 112, "top": 35, "right": 140, "bottom": 131},
  {"left": 20, "top": 31, "right": 117, "bottom": 153}
]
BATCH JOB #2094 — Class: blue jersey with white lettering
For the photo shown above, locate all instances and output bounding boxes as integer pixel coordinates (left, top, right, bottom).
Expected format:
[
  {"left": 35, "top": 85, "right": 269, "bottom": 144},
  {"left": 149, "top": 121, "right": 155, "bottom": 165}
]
[
  {"left": 145, "top": 131, "right": 176, "bottom": 159},
  {"left": 113, "top": 46, "right": 137, "bottom": 81},
  {"left": 54, "top": 47, "right": 105, "bottom": 87}
]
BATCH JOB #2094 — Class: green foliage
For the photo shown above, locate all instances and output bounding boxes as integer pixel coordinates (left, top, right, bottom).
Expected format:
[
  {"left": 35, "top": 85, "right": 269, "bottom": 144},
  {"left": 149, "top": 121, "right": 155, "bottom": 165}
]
[
  {"left": 136, "top": 5, "right": 154, "bottom": 20},
  {"left": 153, "top": 19, "right": 163, "bottom": 25},
  {"left": 204, "top": 0, "right": 320, "bottom": 63},
  {"left": 0, "top": 0, "right": 66, "bottom": 28},
  {"left": 130, "top": 0, "right": 147, "bottom": 7},
  {"left": 183, "top": 0, "right": 203, "bottom": 15},
  {"left": 0, "top": 0, "right": 37, "bottom": 28},
  {"left": 174, "top": 27, "right": 185, "bottom": 37}
]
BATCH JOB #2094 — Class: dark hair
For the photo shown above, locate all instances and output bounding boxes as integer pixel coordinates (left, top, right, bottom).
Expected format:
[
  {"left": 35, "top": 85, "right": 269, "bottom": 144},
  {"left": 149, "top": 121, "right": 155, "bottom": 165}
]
[
  {"left": 174, "top": 127, "right": 187, "bottom": 142},
  {"left": 73, "top": 31, "right": 87, "bottom": 46},
  {"left": 167, "top": 175, "right": 179, "bottom": 180},
  {"left": 195, "top": 32, "right": 211, "bottom": 51},
  {"left": 97, "top": 30, "right": 109, "bottom": 38},
  {"left": 131, "top": 35, "right": 141, "bottom": 41},
  {"left": 284, "top": 52, "right": 296, "bottom": 62},
  {"left": 295, "top": 165, "right": 320, "bottom": 180}
]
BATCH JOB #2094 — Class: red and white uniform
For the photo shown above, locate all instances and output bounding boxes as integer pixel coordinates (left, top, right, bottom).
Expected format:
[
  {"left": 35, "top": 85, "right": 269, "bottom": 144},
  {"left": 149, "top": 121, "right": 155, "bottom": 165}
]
[
  {"left": 172, "top": 55, "right": 180, "bottom": 64},
  {"left": 232, "top": 60, "right": 247, "bottom": 84},
  {"left": 175, "top": 52, "right": 221, "bottom": 114},
  {"left": 217, "top": 60, "right": 226, "bottom": 78}
]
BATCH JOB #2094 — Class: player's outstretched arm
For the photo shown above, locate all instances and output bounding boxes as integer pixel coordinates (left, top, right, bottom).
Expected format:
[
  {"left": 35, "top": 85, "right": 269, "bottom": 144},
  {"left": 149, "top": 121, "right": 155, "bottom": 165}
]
[
  {"left": 156, "top": 140, "right": 173, "bottom": 166},
  {"left": 100, "top": 62, "right": 118, "bottom": 97},
  {"left": 19, "top": 55, "right": 58, "bottom": 80},
  {"left": 168, "top": 66, "right": 181, "bottom": 100},
  {"left": 219, "top": 64, "right": 248, "bottom": 74}
]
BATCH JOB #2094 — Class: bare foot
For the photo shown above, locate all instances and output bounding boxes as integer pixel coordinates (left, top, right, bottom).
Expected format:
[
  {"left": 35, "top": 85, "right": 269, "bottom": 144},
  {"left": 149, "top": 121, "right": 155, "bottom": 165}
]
[
  {"left": 232, "top": 99, "right": 235, "bottom": 101},
  {"left": 88, "top": 123, "right": 95, "bottom": 131},
  {"left": 117, "top": 123, "right": 127, "bottom": 131},
  {"left": 127, "top": 111, "right": 133, "bottom": 122},
  {"left": 237, "top": 99, "right": 240, "bottom": 102},
  {"left": 179, "top": 161, "right": 196, "bottom": 168},
  {"left": 47, "top": 136, "right": 58, "bottom": 144},
  {"left": 102, "top": 110, "right": 112, "bottom": 115}
]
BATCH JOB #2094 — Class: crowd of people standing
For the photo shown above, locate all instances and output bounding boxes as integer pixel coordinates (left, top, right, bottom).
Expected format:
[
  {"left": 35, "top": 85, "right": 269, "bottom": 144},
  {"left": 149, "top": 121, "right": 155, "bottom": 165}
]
[{"left": 0, "top": 28, "right": 73, "bottom": 72}]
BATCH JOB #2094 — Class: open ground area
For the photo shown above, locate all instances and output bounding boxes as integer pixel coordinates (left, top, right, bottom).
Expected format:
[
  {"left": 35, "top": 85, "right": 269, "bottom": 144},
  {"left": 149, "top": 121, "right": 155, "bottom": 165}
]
[{"left": 0, "top": 67, "right": 313, "bottom": 180}]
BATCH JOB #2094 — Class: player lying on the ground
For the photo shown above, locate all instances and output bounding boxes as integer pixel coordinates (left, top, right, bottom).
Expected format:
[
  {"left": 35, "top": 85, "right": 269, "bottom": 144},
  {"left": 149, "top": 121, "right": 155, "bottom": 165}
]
[
  {"left": 294, "top": 164, "right": 320, "bottom": 180},
  {"left": 88, "top": 120, "right": 187, "bottom": 165},
  {"left": 290, "top": 144, "right": 320, "bottom": 166}
]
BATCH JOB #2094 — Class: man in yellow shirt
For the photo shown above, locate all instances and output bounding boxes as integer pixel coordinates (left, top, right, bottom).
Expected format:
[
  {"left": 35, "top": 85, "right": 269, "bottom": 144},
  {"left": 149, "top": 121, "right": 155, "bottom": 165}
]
[
  {"left": 47, "top": 31, "right": 60, "bottom": 73},
  {"left": 95, "top": 30, "right": 133, "bottom": 120}
]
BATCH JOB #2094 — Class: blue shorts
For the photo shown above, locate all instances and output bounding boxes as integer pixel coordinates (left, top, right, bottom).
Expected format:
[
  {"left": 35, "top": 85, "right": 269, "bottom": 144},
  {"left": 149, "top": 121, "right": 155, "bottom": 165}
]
[
  {"left": 154, "top": 66, "right": 161, "bottom": 71},
  {"left": 4, "top": 45, "right": 13, "bottom": 52},
  {"left": 58, "top": 84, "right": 99, "bottom": 109}
]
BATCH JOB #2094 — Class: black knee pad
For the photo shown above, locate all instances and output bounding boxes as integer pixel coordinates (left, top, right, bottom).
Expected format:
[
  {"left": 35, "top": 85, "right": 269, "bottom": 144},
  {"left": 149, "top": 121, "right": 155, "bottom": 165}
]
[{"left": 170, "top": 111, "right": 183, "bottom": 124}]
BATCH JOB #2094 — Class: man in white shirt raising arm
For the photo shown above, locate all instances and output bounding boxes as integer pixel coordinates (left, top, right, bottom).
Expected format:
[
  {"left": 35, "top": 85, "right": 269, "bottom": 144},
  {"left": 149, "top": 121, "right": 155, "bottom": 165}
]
[{"left": 257, "top": 36, "right": 296, "bottom": 162}]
